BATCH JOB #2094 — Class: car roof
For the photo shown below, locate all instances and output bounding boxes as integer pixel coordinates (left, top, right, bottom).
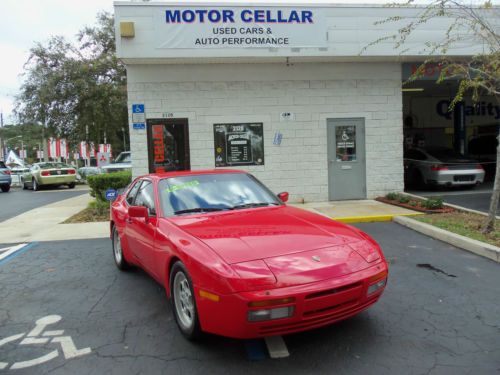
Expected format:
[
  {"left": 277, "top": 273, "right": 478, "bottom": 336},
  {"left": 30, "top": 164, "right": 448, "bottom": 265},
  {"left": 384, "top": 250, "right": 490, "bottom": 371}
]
[{"left": 138, "top": 169, "right": 247, "bottom": 180}]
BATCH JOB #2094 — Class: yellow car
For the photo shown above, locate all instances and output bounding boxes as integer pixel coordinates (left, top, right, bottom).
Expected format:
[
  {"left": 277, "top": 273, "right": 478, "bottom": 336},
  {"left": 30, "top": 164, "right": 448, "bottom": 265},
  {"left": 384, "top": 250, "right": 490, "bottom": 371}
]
[{"left": 22, "top": 162, "right": 77, "bottom": 191}]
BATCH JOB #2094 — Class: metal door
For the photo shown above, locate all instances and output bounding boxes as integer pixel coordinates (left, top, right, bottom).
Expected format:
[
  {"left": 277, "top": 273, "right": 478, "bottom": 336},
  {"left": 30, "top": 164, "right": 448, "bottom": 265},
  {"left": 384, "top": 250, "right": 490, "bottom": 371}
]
[{"left": 327, "top": 118, "right": 366, "bottom": 200}]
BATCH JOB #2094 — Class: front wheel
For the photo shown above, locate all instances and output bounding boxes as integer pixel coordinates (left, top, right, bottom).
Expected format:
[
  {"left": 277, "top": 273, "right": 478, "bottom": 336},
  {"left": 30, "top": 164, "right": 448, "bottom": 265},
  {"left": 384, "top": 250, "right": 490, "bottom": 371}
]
[
  {"left": 170, "top": 261, "right": 201, "bottom": 340},
  {"left": 1, "top": 185, "right": 10, "bottom": 193},
  {"left": 112, "top": 226, "right": 130, "bottom": 271},
  {"left": 32, "top": 178, "right": 39, "bottom": 191}
]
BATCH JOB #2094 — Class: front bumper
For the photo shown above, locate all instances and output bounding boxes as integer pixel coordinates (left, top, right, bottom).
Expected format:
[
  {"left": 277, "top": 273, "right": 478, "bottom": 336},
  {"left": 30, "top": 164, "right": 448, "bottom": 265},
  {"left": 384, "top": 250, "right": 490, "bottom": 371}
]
[{"left": 195, "top": 262, "right": 388, "bottom": 339}]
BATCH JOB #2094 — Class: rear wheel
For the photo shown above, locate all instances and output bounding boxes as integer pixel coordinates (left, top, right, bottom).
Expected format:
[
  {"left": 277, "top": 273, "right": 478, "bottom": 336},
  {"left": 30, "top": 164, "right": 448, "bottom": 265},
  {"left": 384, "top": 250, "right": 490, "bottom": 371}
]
[
  {"left": 68, "top": 182, "right": 75, "bottom": 189},
  {"left": 1, "top": 185, "right": 10, "bottom": 193},
  {"left": 170, "top": 261, "right": 201, "bottom": 340},
  {"left": 112, "top": 226, "right": 130, "bottom": 270},
  {"left": 32, "top": 178, "right": 39, "bottom": 191}
]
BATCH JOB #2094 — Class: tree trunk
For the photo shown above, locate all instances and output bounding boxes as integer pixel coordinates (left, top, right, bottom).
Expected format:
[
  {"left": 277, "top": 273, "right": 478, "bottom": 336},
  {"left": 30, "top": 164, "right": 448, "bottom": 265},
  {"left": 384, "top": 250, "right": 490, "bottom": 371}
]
[{"left": 481, "top": 127, "right": 500, "bottom": 233}]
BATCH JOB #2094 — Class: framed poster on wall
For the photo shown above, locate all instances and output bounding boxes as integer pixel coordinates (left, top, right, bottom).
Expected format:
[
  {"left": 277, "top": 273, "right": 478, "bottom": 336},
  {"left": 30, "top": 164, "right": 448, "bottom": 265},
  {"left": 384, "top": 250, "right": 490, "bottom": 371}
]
[{"left": 213, "top": 123, "right": 264, "bottom": 167}]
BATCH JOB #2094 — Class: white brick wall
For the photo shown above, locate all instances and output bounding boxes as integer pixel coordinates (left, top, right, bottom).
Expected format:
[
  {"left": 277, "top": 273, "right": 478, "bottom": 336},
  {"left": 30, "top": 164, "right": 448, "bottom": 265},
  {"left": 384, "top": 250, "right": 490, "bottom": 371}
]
[{"left": 127, "top": 62, "right": 404, "bottom": 202}]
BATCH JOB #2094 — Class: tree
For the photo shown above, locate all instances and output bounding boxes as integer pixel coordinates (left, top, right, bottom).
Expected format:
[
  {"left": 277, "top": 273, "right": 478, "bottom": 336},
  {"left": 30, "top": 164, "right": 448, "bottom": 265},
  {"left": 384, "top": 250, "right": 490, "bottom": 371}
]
[
  {"left": 15, "top": 12, "right": 128, "bottom": 158},
  {"left": 364, "top": 0, "right": 499, "bottom": 233}
]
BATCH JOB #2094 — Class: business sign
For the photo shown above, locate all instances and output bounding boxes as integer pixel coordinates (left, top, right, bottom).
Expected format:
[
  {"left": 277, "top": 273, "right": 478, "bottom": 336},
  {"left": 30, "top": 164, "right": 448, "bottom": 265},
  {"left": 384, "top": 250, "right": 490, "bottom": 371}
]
[
  {"left": 154, "top": 7, "right": 327, "bottom": 49},
  {"left": 132, "top": 104, "right": 146, "bottom": 130},
  {"left": 105, "top": 189, "right": 117, "bottom": 202},
  {"left": 214, "top": 123, "right": 264, "bottom": 167}
]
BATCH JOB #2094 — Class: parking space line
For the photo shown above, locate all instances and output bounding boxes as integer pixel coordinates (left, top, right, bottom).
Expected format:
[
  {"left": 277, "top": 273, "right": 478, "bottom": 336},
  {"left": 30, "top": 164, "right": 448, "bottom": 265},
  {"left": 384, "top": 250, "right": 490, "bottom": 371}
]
[
  {"left": 264, "top": 336, "right": 290, "bottom": 359},
  {"left": 0, "top": 242, "right": 38, "bottom": 266}
]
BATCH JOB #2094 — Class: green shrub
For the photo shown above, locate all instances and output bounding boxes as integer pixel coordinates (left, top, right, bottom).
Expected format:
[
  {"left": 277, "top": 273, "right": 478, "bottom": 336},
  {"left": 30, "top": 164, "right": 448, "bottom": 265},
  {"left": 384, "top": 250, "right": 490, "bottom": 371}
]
[
  {"left": 87, "top": 171, "right": 132, "bottom": 202},
  {"left": 386, "top": 192, "right": 400, "bottom": 200},
  {"left": 409, "top": 201, "right": 418, "bottom": 207},
  {"left": 88, "top": 199, "right": 110, "bottom": 215},
  {"left": 422, "top": 197, "right": 444, "bottom": 210},
  {"left": 398, "top": 195, "right": 410, "bottom": 204}
]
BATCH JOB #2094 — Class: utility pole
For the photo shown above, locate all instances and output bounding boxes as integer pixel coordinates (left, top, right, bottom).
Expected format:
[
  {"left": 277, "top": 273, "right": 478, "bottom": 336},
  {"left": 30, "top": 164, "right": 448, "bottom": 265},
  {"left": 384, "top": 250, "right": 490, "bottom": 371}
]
[{"left": 122, "top": 127, "right": 126, "bottom": 151}]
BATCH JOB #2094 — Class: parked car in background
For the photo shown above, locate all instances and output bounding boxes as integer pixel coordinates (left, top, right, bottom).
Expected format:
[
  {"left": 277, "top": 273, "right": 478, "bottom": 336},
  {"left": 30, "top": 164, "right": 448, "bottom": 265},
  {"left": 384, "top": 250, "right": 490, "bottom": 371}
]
[
  {"left": 21, "top": 162, "right": 77, "bottom": 191},
  {"left": 404, "top": 147, "right": 485, "bottom": 188},
  {"left": 101, "top": 151, "right": 131, "bottom": 173},
  {"left": 111, "top": 170, "right": 388, "bottom": 340},
  {"left": 468, "top": 135, "right": 498, "bottom": 181},
  {"left": 78, "top": 166, "right": 102, "bottom": 180},
  {"left": 0, "top": 161, "right": 12, "bottom": 192}
]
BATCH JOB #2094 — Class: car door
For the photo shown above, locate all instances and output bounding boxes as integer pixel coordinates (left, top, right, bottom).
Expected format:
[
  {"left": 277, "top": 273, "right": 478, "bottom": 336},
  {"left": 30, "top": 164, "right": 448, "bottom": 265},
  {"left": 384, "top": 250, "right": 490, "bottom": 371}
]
[{"left": 125, "top": 179, "right": 159, "bottom": 277}]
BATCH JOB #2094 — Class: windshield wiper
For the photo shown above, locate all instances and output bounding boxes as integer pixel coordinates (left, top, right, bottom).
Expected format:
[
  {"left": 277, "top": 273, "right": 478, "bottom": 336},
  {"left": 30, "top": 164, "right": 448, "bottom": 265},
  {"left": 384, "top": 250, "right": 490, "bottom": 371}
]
[
  {"left": 174, "top": 207, "right": 227, "bottom": 215},
  {"left": 230, "top": 202, "right": 278, "bottom": 210}
]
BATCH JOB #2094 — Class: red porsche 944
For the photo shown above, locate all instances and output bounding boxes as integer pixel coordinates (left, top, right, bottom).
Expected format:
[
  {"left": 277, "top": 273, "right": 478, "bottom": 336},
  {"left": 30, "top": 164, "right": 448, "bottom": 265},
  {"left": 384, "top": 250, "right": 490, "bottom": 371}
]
[{"left": 110, "top": 170, "right": 388, "bottom": 340}]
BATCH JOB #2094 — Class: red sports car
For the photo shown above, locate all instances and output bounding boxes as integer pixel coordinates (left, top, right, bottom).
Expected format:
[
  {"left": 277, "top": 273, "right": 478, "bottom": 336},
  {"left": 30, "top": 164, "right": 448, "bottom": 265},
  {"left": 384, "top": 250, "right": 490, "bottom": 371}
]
[{"left": 110, "top": 170, "right": 388, "bottom": 340}]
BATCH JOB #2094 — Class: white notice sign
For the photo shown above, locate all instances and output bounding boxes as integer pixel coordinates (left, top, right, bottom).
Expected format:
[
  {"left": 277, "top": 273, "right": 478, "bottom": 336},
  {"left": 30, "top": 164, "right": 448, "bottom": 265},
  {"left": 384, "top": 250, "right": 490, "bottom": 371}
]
[{"left": 154, "top": 7, "right": 327, "bottom": 49}]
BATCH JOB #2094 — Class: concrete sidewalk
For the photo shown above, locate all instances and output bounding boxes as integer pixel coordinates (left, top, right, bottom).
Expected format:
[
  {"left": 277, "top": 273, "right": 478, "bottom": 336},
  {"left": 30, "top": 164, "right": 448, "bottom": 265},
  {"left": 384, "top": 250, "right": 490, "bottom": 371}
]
[
  {"left": 291, "top": 199, "right": 421, "bottom": 223},
  {"left": 0, "top": 194, "right": 109, "bottom": 243},
  {"left": 1, "top": 195, "right": 421, "bottom": 243}
]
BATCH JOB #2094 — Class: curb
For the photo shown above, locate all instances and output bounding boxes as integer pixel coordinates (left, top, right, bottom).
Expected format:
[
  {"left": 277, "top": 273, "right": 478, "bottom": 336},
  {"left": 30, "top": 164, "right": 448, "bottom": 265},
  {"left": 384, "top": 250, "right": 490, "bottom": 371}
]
[
  {"left": 401, "top": 191, "right": 500, "bottom": 219},
  {"left": 394, "top": 215, "right": 500, "bottom": 263},
  {"left": 334, "top": 213, "right": 423, "bottom": 224}
]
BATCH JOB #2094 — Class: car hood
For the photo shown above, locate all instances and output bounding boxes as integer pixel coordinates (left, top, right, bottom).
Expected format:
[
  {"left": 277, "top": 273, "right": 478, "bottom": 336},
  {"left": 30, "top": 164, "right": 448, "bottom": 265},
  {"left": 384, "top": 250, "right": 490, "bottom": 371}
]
[{"left": 170, "top": 206, "right": 371, "bottom": 265}]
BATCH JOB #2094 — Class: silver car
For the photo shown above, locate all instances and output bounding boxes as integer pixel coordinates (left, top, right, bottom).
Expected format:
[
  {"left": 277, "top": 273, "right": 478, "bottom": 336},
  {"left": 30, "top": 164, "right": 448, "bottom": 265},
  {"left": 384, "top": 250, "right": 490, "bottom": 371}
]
[
  {"left": 0, "top": 161, "right": 12, "bottom": 192},
  {"left": 100, "top": 151, "right": 131, "bottom": 173},
  {"left": 404, "top": 147, "right": 485, "bottom": 188}
]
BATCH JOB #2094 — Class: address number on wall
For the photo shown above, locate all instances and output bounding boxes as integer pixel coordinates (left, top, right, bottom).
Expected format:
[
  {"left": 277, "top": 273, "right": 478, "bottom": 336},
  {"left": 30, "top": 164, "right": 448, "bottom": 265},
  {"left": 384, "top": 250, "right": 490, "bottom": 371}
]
[{"left": 162, "top": 113, "right": 174, "bottom": 118}]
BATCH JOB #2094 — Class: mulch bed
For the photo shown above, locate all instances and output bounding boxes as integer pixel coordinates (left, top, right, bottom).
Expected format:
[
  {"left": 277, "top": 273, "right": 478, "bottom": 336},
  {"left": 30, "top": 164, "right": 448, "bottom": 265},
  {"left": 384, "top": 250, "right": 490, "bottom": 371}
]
[{"left": 375, "top": 197, "right": 455, "bottom": 214}]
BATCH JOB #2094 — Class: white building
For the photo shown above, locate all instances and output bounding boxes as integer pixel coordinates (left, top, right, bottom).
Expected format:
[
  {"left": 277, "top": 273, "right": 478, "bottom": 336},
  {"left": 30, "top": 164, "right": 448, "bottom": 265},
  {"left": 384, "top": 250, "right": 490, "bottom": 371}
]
[{"left": 114, "top": 1, "right": 494, "bottom": 202}]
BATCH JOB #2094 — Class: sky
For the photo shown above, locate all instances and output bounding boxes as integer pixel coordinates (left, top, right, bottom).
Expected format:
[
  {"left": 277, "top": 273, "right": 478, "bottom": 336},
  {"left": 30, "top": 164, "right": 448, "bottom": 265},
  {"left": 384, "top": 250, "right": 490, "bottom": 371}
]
[{"left": 0, "top": 0, "right": 496, "bottom": 124}]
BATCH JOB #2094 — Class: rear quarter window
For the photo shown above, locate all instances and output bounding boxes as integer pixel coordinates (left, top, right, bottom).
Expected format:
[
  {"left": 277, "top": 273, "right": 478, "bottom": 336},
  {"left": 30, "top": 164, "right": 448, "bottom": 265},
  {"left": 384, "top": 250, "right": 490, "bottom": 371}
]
[{"left": 0, "top": 161, "right": 6, "bottom": 168}]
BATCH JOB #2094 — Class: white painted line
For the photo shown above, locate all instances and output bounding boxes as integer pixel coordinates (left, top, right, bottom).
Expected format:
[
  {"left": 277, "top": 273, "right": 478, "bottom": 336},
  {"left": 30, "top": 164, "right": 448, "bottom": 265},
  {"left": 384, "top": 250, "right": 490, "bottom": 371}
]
[
  {"left": 10, "top": 350, "right": 59, "bottom": 369},
  {"left": 51, "top": 336, "right": 92, "bottom": 359},
  {"left": 43, "top": 330, "right": 65, "bottom": 336},
  {"left": 20, "top": 337, "right": 49, "bottom": 345},
  {"left": 265, "top": 336, "right": 290, "bottom": 359},
  {"left": 0, "top": 243, "right": 28, "bottom": 261},
  {"left": 0, "top": 246, "right": 12, "bottom": 252}
]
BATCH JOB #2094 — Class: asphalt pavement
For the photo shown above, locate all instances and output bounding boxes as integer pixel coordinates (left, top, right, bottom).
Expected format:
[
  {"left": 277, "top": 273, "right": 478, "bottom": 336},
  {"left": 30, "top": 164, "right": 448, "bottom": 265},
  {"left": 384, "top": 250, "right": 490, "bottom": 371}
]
[
  {"left": 407, "top": 182, "right": 499, "bottom": 214},
  {"left": 0, "top": 222, "right": 498, "bottom": 374},
  {"left": 0, "top": 185, "right": 89, "bottom": 222}
]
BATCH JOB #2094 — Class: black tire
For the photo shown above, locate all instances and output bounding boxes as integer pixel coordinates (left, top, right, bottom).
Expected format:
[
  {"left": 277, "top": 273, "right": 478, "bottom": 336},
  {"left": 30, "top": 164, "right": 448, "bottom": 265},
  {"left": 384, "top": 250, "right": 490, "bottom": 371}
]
[
  {"left": 170, "top": 261, "right": 202, "bottom": 340},
  {"left": 22, "top": 178, "right": 28, "bottom": 190},
  {"left": 1, "top": 185, "right": 10, "bottom": 193},
  {"left": 112, "top": 226, "right": 130, "bottom": 271},
  {"left": 32, "top": 178, "right": 39, "bottom": 191},
  {"left": 68, "top": 182, "right": 76, "bottom": 189}
]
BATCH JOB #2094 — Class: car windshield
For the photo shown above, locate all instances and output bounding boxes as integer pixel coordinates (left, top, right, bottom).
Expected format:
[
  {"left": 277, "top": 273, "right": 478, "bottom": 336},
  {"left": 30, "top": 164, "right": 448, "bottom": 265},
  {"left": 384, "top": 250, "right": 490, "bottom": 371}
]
[
  {"left": 159, "top": 173, "right": 281, "bottom": 216},
  {"left": 37, "top": 163, "right": 72, "bottom": 169},
  {"left": 114, "top": 153, "right": 131, "bottom": 163}
]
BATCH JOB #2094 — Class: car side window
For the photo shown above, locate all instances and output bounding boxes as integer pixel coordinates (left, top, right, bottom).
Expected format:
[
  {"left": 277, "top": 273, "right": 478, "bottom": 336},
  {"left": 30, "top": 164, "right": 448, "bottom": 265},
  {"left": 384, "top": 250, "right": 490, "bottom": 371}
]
[
  {"left": 126, "top": 181, "right": 142, "bottom": 205},
  {"left": 134, "top": 181, "right": 156, "bottom": 216},
  {"left": 406, "top": 149, "right": 426, "bottom": 161}
]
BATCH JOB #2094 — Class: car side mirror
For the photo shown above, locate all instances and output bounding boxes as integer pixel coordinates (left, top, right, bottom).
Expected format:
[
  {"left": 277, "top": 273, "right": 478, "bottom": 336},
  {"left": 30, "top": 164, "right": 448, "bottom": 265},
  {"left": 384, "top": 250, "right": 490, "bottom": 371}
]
[
  {"left": 277, "top": 192, "right": 289, "bottom": 203},
  {"left": 128, "top": 206, "right": 149, "bottom": 221}
]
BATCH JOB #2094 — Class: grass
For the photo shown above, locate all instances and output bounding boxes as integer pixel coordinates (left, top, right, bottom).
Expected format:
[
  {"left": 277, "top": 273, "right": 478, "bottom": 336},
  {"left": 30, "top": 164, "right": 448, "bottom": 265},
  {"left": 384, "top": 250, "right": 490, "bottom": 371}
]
[
  {"left": 63, "top": 200, "right": 110, "bottom": 223},
  {"left": 414, "top": 211, "right": 500, "bottom": 247}
]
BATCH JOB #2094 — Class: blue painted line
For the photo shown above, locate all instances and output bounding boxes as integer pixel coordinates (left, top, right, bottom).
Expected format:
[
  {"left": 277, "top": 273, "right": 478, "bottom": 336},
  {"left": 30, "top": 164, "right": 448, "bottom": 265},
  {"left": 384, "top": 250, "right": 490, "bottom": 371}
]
[
  {"left": 0, "top": 242, "right": 39, "bottom": 266},
  {"left": 244, "top": 339, "right": 268, "bottom": 361}
]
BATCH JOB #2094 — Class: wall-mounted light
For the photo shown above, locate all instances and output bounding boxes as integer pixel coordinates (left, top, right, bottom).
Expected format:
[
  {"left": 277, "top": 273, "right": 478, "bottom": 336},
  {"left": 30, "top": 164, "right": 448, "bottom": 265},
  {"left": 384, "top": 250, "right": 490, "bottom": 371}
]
[{"left": 120, "top": 22, "right": 135, "bottom": 38}]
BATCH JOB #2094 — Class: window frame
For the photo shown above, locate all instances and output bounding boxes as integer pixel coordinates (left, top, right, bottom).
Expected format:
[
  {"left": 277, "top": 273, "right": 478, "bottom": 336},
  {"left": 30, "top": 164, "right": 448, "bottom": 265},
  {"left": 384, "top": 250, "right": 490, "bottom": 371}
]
[{"left": 132, "top": 179, "right": 157, "bottom": 217}]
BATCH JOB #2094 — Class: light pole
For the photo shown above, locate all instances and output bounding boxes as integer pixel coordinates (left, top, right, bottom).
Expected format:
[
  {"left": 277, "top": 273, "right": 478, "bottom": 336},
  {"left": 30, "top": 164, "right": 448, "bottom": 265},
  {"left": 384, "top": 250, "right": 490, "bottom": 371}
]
[{"left": 121, "top": 127, "right": 127, "bottom": 151}]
